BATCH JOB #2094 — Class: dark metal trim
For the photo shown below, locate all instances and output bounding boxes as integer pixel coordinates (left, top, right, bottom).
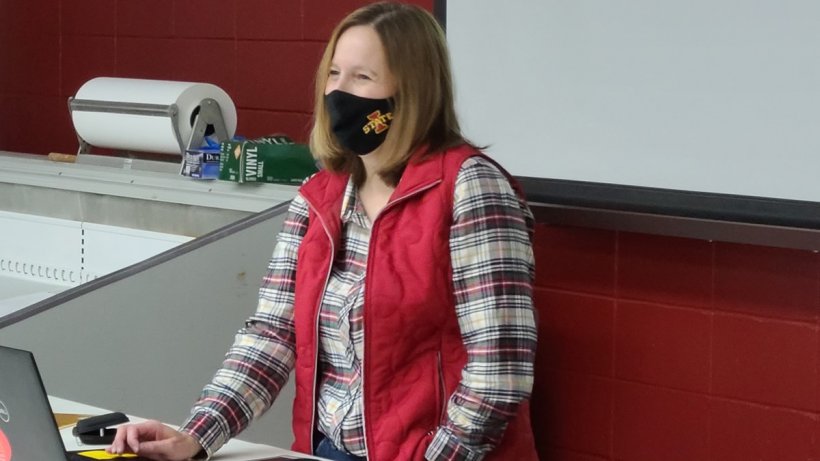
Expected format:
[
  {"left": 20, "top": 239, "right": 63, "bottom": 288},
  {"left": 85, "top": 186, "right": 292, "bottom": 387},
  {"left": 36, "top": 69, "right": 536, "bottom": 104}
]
[
  {"left": 532, "top": 203, "right": 820, "bottom": 251},
  {"left": 520, "top": 177, "right": 820, "bottom": 231},
  {"left": 434, "top": 0, "right": 446, "bottom": 30}
]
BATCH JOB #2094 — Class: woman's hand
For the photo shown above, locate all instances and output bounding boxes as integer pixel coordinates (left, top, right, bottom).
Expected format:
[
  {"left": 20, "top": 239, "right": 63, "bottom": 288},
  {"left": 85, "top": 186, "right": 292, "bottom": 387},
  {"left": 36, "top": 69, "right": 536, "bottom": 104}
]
[{"left": 107, "top": 420, "right": 202, "bottom": 461}]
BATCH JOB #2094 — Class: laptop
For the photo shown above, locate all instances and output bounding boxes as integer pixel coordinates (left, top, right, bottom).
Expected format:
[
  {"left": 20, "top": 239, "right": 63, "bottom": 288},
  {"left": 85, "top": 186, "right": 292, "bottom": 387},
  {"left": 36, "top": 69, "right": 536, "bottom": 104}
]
[
  {"left": 0, "top": 346, "right": 313, "bottom": 461},
  {"left": 0, "top": 345, "right": 149, "bottom": 461}
]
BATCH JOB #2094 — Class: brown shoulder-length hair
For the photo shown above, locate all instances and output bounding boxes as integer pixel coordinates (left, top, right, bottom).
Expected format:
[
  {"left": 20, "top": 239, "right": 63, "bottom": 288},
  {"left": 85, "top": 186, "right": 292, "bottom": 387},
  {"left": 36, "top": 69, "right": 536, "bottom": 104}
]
[{"left": 309, "top": 2, "right": 466, "bottom": 186}]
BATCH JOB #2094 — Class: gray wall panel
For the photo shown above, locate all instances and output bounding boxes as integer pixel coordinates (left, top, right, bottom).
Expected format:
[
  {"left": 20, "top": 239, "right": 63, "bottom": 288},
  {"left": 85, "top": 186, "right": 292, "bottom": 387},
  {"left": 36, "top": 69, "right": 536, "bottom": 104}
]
[{"left": 0, "top": 208, "right": 296, "bottom": 448}]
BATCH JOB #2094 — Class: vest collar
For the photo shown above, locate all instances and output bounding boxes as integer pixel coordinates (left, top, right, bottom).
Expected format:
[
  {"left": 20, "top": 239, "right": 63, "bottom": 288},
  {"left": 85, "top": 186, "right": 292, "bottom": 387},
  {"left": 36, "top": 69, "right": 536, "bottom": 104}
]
[
  {"left": 300, "top": 145, "right": 479, "bottom": 229},
  {"left": 389, "top": 148, "right": 445, "bottom": 200}
]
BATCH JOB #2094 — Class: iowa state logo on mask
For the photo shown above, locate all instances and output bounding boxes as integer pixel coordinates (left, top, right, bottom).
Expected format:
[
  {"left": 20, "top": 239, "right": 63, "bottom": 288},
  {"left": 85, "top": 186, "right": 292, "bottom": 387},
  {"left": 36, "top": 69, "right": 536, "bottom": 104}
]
[
  {"left": 325, "top": 90, "right": 393, "bottom": 155},
  {"left": 362, "top": 110, "right": 393, "bottom": 135}
]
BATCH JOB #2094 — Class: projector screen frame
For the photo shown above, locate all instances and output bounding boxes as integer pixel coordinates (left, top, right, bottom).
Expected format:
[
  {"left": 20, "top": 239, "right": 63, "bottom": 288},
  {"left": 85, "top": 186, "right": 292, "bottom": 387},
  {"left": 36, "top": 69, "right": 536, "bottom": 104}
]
[{"left": 435, "top": 0, "right": 820, "bottom": 249}]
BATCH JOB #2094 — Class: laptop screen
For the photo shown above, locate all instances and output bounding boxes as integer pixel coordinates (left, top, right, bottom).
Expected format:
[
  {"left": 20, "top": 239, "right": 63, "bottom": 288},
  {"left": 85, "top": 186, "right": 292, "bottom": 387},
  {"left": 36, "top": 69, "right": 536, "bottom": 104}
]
[{"left": 0, "top": 345, "right": 71, "bottom": 461}]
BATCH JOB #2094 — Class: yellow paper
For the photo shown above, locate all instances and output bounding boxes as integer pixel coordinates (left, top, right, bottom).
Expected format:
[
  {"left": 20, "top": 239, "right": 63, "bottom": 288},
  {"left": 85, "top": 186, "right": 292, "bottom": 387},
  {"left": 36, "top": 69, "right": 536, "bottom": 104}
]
[
  {"left": 74, "top": 450, "right": 137, "bottom": 460},
  {"left": 54, "top": 413, "right": 92, "bottom": 429}
]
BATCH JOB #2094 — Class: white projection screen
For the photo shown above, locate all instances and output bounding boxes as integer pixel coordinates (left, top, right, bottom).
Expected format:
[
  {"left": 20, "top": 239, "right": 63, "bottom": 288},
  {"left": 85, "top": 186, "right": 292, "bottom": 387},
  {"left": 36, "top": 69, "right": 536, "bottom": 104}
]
[{"left": 445, "top": 1, "right": 820, "bottom": 203}]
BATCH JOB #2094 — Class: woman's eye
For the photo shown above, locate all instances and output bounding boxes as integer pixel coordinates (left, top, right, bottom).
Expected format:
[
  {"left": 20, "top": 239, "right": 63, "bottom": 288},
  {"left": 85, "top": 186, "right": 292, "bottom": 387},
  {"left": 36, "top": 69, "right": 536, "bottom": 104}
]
[
  {"left": 328, "top": 69, "right": 340, "bottom": 77},
  {"left": 356, "top": 74, "right": 372, "bottom": 81}
]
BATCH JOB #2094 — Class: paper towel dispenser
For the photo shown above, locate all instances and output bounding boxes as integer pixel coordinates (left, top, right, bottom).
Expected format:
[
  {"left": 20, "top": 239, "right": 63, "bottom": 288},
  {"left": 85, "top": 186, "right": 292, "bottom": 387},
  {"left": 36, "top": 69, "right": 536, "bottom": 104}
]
[{"left": 67, "top": 78, "right": 238, "bottom": 160}]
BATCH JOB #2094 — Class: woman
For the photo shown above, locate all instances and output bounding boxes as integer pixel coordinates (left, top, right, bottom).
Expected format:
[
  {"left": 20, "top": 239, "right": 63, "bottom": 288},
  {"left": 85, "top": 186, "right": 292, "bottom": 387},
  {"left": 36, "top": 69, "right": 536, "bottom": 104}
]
[{"left": 109, "top": 3, "right": 538, "bottom": 460}]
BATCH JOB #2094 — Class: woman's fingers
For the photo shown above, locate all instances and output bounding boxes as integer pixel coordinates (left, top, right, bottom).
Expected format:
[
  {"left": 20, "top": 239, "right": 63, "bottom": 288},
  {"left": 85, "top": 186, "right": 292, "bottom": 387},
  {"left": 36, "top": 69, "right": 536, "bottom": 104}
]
[
  {"left": 125, "top": 423, "right": 146, "bottom": 454},
  {"left": 106, "top": 420, "right": 168, "bottom": 455},
  {"left": 108, "top": 425, "right": 128, "bottom": 454},
  {"left": 136, "top": 428, "right": 200, "bottom": 461}
]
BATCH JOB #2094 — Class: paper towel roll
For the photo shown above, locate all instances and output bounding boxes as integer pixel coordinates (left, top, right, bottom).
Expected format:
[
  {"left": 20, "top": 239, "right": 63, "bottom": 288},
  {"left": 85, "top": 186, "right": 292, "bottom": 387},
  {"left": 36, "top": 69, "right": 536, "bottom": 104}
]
[{"left": 72, "top": 77, "right": 238, "bottom": 155}]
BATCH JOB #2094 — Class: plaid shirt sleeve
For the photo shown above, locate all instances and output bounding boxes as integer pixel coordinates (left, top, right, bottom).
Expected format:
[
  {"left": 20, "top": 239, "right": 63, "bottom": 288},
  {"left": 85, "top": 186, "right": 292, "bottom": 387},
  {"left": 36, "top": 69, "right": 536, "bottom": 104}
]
[
  {"left": 425, "top": 157, "right": 538, "bottom": 461},
  {"left": 178, "top": 194, "right": 310, "bottom": 458}
]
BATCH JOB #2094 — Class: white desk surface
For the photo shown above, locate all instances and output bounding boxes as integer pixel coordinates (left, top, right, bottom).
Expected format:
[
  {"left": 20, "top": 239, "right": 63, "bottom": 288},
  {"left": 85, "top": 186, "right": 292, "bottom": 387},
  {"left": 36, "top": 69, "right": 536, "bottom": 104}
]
[
  {"left": 49, "top": 396, "right": 324, "bottom": 461},
  {"left": 0, "top": 151, "right": 299, "bottom": 214}
]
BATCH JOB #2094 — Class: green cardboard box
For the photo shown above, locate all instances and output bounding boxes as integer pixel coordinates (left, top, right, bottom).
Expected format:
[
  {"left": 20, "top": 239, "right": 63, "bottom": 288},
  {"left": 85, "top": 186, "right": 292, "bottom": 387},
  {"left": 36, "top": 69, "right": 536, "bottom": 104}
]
[{"left": 219, "top": 139, "right": 318, "bottom": 184}]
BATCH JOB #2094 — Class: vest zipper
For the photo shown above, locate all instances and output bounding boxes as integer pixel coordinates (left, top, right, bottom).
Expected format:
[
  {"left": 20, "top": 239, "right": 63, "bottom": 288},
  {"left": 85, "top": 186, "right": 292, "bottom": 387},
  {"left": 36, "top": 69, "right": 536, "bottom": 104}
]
[
  {"left": 363, "top": 179, "right": 444, "bottom": 454},
  {"left": 436, "top": 350, "right": 446, "bottom": 426},
  {"left": 427, "top": 350, "right": 446, "bottom": 437},
  {"left": 301, "top": 195, "right": 336, "bottom": 454}
]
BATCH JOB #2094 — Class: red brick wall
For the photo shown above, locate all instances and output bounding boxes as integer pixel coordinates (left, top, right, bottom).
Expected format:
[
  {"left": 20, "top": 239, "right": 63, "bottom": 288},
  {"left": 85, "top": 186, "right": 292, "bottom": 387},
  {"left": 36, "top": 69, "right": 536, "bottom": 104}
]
[
  {"left": 3, "top": 1, "right": 817, "bottom": 460},
  {"left": 532, "top": 222, "right": 820, "bottom": 461},
  {"left": 0, "top": 0, "right": 432, "bottom": 155}
]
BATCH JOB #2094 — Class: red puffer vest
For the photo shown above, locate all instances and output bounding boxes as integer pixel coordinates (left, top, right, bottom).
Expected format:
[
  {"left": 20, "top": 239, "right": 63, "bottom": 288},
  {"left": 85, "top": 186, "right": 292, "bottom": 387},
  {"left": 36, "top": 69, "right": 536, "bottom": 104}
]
[{"left": 290, "top": 144, "right": 538, "bottom": 461}]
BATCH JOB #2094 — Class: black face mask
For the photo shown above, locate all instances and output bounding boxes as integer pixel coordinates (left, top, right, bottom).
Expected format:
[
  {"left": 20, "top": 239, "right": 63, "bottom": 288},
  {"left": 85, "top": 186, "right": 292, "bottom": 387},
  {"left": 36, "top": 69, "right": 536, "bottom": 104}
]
[{"left": 325, "top": 90, "right": 394, "bottom": 155}]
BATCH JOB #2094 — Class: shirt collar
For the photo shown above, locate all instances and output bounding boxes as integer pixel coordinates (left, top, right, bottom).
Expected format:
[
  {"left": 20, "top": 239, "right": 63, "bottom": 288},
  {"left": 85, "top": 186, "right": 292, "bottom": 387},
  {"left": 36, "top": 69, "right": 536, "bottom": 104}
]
[{"left": 340, "top": 177, "right": 370, "bottom": 228}]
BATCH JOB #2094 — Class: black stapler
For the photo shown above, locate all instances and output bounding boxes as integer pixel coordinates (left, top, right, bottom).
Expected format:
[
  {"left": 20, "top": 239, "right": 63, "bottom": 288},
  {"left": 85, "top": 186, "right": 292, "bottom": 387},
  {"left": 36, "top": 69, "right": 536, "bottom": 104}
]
[{"left": 72, "top": 412, "right": 130, "bottom": 445}]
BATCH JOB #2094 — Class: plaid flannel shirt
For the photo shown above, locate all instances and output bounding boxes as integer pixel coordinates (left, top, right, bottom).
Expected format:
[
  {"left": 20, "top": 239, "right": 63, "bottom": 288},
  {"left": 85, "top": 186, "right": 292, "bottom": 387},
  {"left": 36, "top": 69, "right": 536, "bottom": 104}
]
[{"left": 180, "top": 156, "right": 537, "bottom": 461}]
